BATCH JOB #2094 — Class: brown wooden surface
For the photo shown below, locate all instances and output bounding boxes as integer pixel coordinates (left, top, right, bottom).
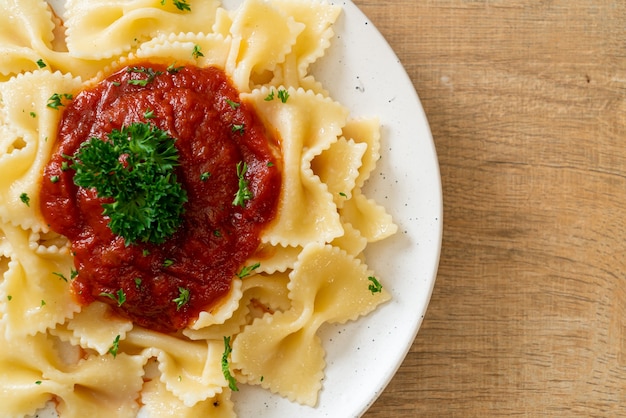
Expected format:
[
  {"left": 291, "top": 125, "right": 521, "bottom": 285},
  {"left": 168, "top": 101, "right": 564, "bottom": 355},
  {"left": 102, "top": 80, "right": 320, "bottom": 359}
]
[{"left": 356, "top": 1, "right": 626, "bottom": 416}]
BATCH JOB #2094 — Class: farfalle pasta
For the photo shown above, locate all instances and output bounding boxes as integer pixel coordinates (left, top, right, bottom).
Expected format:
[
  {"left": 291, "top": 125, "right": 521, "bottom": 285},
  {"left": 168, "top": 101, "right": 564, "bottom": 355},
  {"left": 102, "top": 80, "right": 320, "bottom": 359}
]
[{"left": 0, "top": 0, "right": 397, "bottom": 417}]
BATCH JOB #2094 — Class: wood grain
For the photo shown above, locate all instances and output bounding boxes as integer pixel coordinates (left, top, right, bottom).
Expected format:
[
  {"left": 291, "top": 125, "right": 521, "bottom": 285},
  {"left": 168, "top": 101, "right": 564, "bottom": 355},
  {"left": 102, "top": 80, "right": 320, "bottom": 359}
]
[{"left": 354, "top": 0, "right": 626, "bottom": 416}]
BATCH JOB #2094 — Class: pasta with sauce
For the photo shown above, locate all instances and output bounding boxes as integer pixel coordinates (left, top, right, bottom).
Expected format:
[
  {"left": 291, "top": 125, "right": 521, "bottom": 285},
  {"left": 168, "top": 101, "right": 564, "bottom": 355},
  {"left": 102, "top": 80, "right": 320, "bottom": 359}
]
[{"left": 0, "top": 0, "right": 397, "bottom": 417}]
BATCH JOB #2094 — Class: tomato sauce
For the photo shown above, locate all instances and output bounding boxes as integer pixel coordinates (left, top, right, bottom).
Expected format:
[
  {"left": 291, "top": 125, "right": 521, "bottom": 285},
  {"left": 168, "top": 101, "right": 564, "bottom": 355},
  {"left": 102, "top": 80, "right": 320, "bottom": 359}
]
[{"left": 40, "top": 62, "right": 282, "bottom": 332}]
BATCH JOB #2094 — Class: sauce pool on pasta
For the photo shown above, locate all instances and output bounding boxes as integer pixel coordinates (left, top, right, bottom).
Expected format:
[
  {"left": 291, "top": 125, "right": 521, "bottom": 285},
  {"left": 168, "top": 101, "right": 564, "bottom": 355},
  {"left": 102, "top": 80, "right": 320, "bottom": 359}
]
[{"left": 40, "top": 62, "right": 282, "bottom": 332}]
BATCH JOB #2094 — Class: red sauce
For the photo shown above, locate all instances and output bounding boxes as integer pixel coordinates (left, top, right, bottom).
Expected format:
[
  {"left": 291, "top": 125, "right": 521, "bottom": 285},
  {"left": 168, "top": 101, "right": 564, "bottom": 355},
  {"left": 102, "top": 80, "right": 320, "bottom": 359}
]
[{"left": 40, "top": 62, "right": 282, "bottom": 332}]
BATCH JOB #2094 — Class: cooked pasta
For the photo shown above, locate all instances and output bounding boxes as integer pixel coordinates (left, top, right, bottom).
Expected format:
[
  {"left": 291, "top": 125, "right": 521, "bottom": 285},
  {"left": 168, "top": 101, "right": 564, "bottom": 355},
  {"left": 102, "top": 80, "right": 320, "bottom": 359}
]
[{"left": 0, "top": 0, "right": 397, "bottom": 416}]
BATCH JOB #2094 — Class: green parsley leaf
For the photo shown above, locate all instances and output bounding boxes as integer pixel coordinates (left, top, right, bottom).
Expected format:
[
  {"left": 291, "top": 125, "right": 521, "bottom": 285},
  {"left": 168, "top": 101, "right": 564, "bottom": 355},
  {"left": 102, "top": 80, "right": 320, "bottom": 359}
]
[
  {"left": 161, "top": 0, "right": 191, "bottom": 11},
  {"left": 144, "top": 109, "right": 156, "bottom": 119},
  {"left": 108, "top": 335, "right": 121, "bottom": 358},
  {"left": 40, "top": 299, "right": 46, "bottom": 307},
  {"left": 36, "top": 59, "right": 46, "bottom": 68},
  {"left": 192, "top": 44, "right": 204, "bottom": 59},
  {"left": 50, "top": 175, "right": 60, "bottom": 183},
  {"left": 264, "top": 90, "right": 275, "bottom": 101},
  {"left": 277, "top": 88, "right": 290, "bottom": 103},
  {"left": 231, "top": 124, "right": 245, "bottom": 134},
  {"left": 127, "top": 66, "right": 163, "bottom": 86},
  {"left": 200, "top": 171, "right": 211, "bottom": 181},
  {"left": 7, "top": 295, "right": 12, "bottom": 301},
  {"left": 70, "top": 269, "right": 78, "bottom": 280},
  {"left": 232, "top": 161, "right": 253, "bottom": 207},
  {"left": 47, "top": 93, "right": 73, "bottom": 109},
  {"left": 237, "top": 262, "right": 260, "bottom": 279},
  {"left": 29, "top": 111, "right": 37, "bottom": 118},
  {"left": 100, "top": 289, "right": 126, "bottom": 307},
  {"left": 222, "top": 336, "right": 239, "bottom": 391},
  {"left": 71, "top": 122, "right": 188, "bottom": 245},
  {"left": 225, "top": 98, "right": 240, "bottom": 109},
  {"left": 19, "top": 192, "right": 30, "bottom": 207},
  {"left": 173, "top": 0, "right": 191, "bottom": 11},
  {"left": 134, "top": 278, "right": 142, "bottom": 288},
  {"left": 52, "top": 271, "right": 68, "bottom": 282},
  {"left": 163, "top": 259, "right": 174, "bottom": 268},
  {"left": 264, "top": 88, "right": 289, "bottom": 103},
  {"left": 173, "top": 287, "right": 190, "bottom": 310},
  {"left": 166, "top": 62, "right": 183, "bottom": 73},
  {"left": 368, "top": 276, "right": 383, "bottom": 294},
  {"left": 35, "top": 380, "right": 42, "bottom": 385}
]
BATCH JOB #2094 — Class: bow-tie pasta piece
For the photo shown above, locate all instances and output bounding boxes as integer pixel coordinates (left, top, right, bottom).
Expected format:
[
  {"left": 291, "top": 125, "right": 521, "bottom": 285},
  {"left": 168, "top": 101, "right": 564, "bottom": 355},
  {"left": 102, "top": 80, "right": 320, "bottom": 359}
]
[
  {"left": 46, "top": 353, "right": 147, "bottom": 418},
  {"left": 51, "top": 302, "right": 133, "bottom": 355},
  {"left": 340, "top": 188, "right": 398, "bottom": 243},
  {"left": 231, "top": 243, "right": 390, "bottom": 405},
  {"left": 231, "top": 309, "right": 326, "bottom": 406},
  {"left": 311, "top": 136, "right": 368, "bottom": 208},
  {"left": 125, "top": 328, "right": 227, "bottom": 407},
  {"left": 225, "top": 0, "right": 305, "bottom": 91},
  {"left": 268, "top": 0, "right": 341, "bottom": 91},
  {"left": 244, "top": 86, "right": 348, "bottom": 247},
  {"left": 0, "top": 71, "right": 82, "bottom": 231},
  {"left": 63, "top": 0, "right": 220, "bottom": 60},
  {"left": 1, "top": 223, "right": 79, "bottom": 338},
  {"left": 0, "top": 0, "right": 55, "bottom": 78}
]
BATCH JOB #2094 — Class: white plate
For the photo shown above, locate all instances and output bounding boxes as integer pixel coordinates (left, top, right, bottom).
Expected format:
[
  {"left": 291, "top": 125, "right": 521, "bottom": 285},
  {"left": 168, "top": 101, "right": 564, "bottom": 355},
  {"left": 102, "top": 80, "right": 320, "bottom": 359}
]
[{"left": 42, "top": 1, "right": 442, "bottom": 417}]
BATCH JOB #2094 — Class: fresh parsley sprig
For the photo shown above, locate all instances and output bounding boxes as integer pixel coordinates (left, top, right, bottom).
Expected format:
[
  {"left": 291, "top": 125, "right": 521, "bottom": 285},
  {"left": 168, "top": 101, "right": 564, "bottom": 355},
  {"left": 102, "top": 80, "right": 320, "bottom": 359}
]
[
  {"left": 232, "top": 161, "right": 253, "bottom": 207},
  {"left": 71, "top": 122, "right": 188, "bottom": 245},
  {"left": 222, "top": 336, "right": 239, "bottom": 391}
]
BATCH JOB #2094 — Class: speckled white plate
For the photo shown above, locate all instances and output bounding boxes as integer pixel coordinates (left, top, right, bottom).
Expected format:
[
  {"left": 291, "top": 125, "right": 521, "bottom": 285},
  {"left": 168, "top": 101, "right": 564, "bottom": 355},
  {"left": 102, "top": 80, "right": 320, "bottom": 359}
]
[{"left": 41, "top": 1, "right": 442, "bottom": 417}]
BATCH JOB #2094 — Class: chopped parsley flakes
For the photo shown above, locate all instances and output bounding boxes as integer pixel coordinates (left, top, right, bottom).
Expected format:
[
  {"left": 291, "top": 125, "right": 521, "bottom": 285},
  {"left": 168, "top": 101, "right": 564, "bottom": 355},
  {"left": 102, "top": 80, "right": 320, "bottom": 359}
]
[
  {"left": 222, "top": 336, "right": 239, "bottom": 391},
  {"left": 232, "top": 161, "right": 253, "bottom": 207}
]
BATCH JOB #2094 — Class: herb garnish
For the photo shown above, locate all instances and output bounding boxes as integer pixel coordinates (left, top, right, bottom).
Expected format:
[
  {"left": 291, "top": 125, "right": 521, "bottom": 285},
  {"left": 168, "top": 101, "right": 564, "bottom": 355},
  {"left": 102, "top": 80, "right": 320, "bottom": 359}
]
[
  {"left": 200, "top": 171, "right": 211, "bottom": 181},
  {"left": 237, "top": 262, "right": 260, "bottom": 279},
  {"left": 166, "top": 62, "right": 183, "bottom": 74},
  {"left": 108, "top": 335, "right": 121, "bottom": 358},
  {"left": 277, "top": 89, "right": 290, "bottom": 103},
  {"left": 231, "top": 124, "right": 245, "bottom": 134},
  {"left": 46, "top": 93, "right": 72, "bottom": 109},
  {"left": 173, "top": 287, "right": 190, "bottom": 310},
  {"left": 264, "top": 88, "right": 289, "bottom": 103},
  {"left": 160, "top": 0, "right": 191, "bottom": 11},
  {"left": 36, "top": 59, "right": 46, "bottom": 68},
  {"left": 100, "top": 289, "right": 126, "bottom": 307},
  {"left": 127, "top": 66, "right": 163, "bottom": 86},
  {"left": 71, "top": 122, "right": 188, "bottom": 245},
  {"left": 232, "top": 161, "right": 253, "bottom": 207},
  {"left": 222, "top": 336, "right": 239, "bottom": 391},
  {"left": 19, "top": 192, "right": 30, "bottom": 207},
  {"left": 192, "top": 44, "right": 204, "bottom": 59},
  {"left": 368, "top": 276, "right": 383, "bottom": 294},
  {"left": 225, "top": 98, "right": 240, "bottom": 109}
]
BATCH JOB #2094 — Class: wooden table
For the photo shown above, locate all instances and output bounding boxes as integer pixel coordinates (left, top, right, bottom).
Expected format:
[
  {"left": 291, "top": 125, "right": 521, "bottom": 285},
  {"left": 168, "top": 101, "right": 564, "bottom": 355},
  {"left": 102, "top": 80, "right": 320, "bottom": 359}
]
[{"left": 357, "top": 1, "right": 626, "bottom": 416}]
